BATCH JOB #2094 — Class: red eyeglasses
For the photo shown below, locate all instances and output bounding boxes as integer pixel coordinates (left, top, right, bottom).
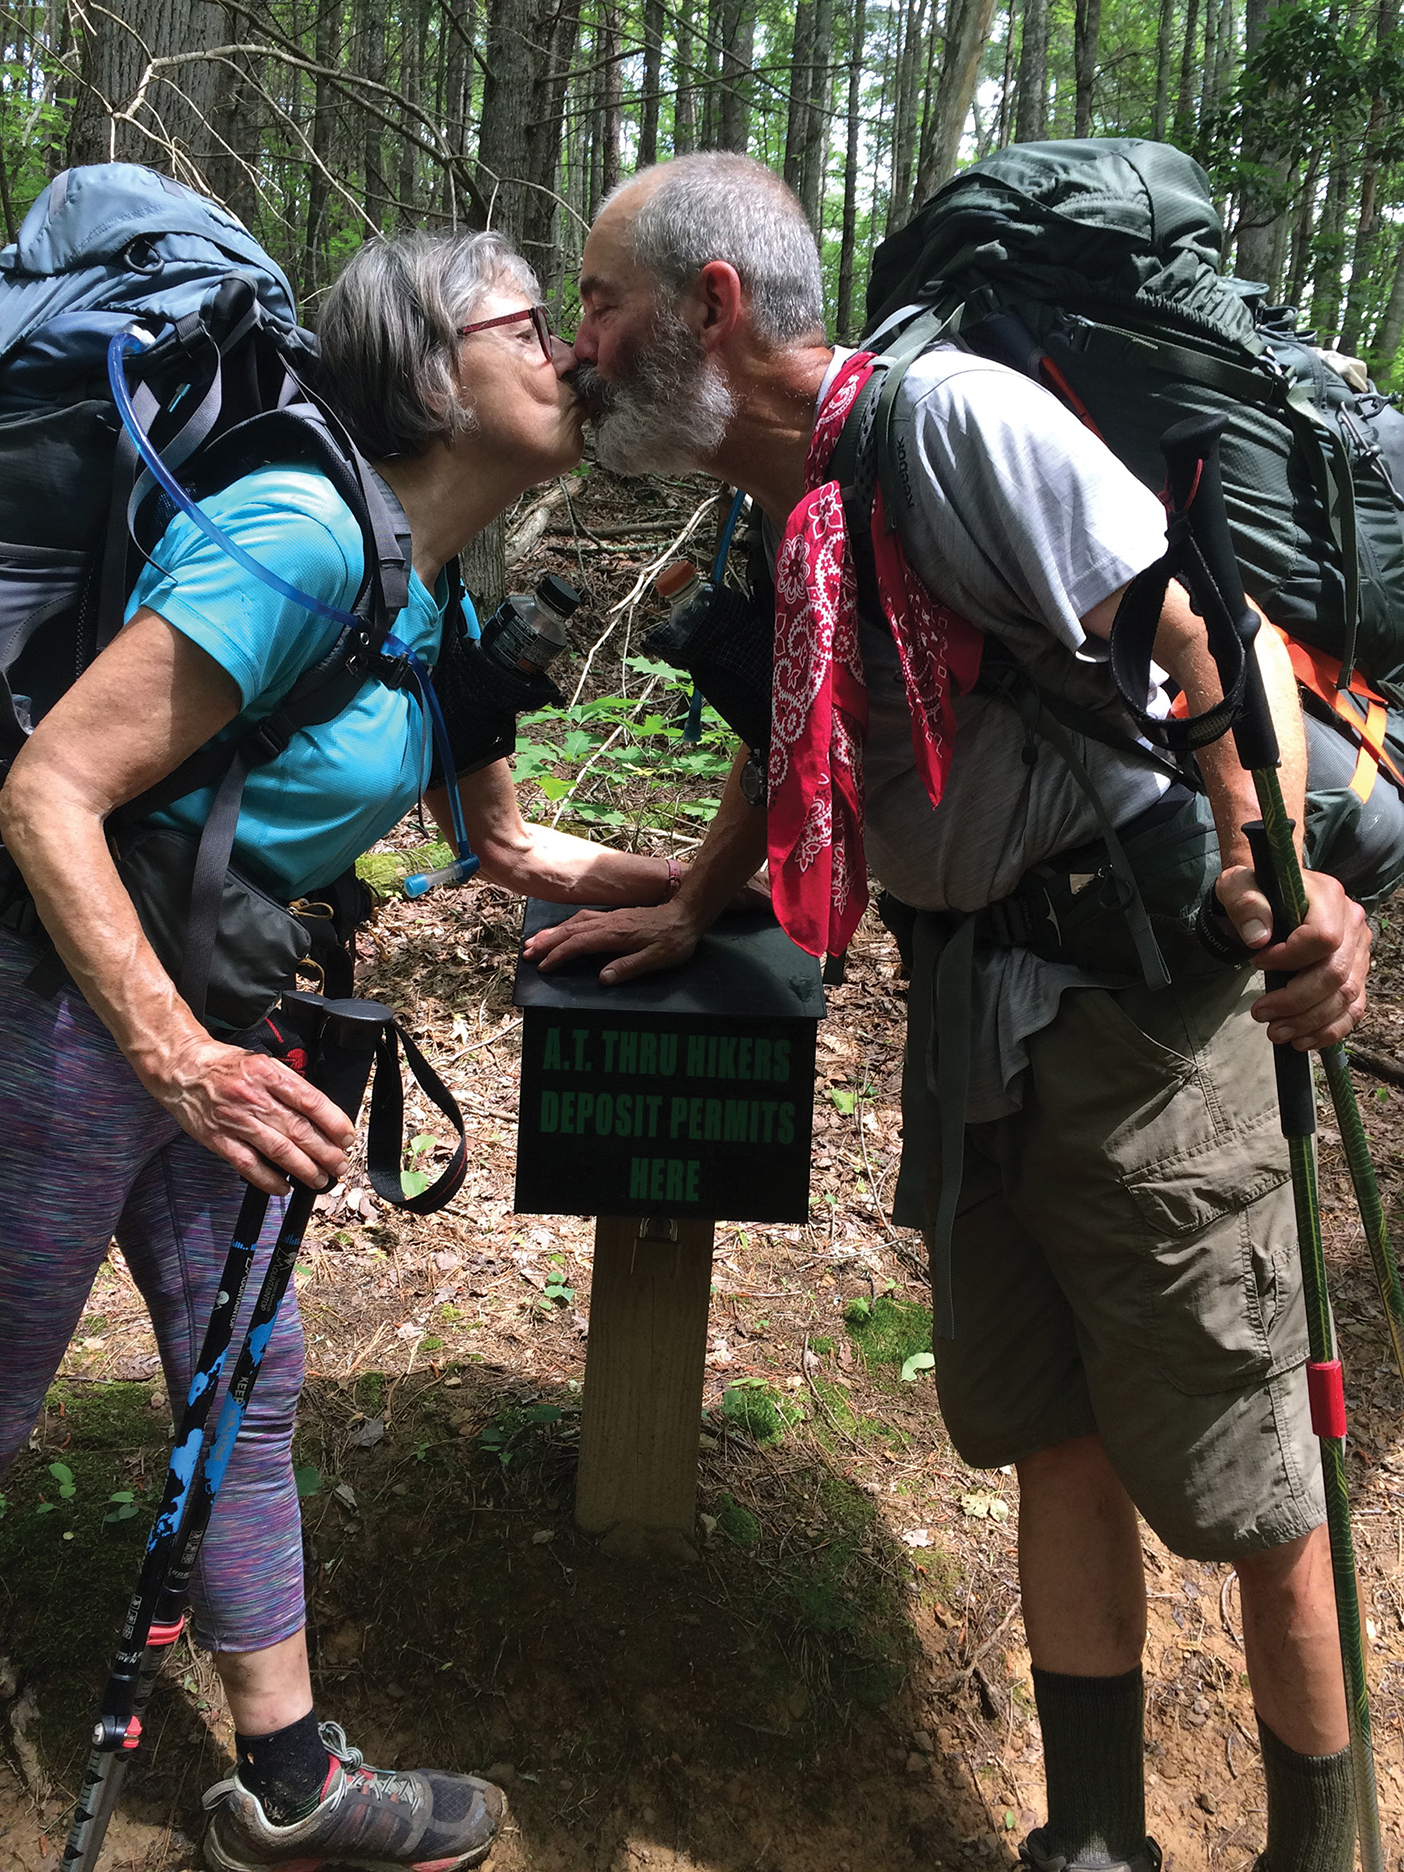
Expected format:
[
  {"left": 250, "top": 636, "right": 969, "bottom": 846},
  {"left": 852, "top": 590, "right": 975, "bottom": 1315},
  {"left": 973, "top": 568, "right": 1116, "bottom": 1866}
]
[{"left": 456, "top": 304, "right": 554, "bottom": 363}]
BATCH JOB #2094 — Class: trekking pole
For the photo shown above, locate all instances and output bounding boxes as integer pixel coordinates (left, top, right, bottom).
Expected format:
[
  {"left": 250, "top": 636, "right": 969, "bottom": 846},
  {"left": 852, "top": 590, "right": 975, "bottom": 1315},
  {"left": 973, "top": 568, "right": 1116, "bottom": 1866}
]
[
  {"left": 62, "top": 991, "right": 393, "bottom": 1872},
  {"left": 1154, "top": 414, "right": 1383, "bottom": 1871}
]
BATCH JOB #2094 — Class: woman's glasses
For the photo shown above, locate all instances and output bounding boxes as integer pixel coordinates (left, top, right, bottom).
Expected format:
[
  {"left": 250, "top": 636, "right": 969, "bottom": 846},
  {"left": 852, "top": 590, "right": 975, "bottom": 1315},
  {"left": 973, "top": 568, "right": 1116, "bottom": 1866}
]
[{"left": 457, "top": 304, "right": 554, "bottom": 364}]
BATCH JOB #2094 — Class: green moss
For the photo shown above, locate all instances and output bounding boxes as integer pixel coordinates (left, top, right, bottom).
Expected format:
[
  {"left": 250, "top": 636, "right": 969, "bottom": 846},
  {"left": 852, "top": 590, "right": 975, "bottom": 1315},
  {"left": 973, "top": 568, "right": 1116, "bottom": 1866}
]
[
  {"left": 721, "top": 1379, "right": 801, "bottom": 1445},
  {"left": 843, "top": 1294, "right": 932, "bottom": 1375},
  {"left": 355, "top": 842, "right": 455, "bottom": 899},
  {"left": 715, "top": 1493, "right": 761, "bottom": 1548},
  {"left": 810, "top": 1335, "right": 834, "bottom": 1356}
]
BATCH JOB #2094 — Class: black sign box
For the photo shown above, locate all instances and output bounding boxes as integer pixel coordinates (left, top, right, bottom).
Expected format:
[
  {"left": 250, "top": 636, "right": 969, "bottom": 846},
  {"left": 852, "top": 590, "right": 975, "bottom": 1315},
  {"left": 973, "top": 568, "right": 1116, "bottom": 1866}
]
[{"left": 513, "top": 901, "right": 825, "bottom": 1223}]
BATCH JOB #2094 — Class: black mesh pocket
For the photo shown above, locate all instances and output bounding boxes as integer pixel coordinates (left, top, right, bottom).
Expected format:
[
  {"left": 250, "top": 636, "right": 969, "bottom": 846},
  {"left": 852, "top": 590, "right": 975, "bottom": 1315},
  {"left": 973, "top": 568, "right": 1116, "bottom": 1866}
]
[
  {"left": 429, "top": 628, "right": 564, "bottom": 782},
  {"left": 643, "top": 583, "right": 774, "bottom": 752}
]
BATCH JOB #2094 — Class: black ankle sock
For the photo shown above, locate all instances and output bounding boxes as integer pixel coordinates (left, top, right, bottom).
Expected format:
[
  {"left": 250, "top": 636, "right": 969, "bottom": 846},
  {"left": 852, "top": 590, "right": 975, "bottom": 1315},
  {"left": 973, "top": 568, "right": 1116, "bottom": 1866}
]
[
  {"left": 1032, "top": 1665, "right": 1146, "bottom": 1866},
  {"left": 235, "top": 1709, "right": 331, "bottom": 1827},
  {"left": 1258, "top": 1717, "right": 1355, "bottom": 1872}
]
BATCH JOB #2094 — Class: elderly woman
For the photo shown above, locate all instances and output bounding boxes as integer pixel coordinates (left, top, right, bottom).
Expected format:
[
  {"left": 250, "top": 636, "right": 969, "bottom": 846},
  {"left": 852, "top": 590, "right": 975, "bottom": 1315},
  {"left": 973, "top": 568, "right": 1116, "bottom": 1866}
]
[{"left": 0, "top": 231, "right": 674, "bottom": 1872}]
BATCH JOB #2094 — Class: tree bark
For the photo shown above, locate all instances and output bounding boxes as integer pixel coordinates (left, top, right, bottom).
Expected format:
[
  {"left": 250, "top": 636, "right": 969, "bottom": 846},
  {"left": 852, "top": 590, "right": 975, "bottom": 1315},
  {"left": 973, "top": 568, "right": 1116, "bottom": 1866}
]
[
  {"left": 462, "top": 521, "right": 507, "bottom": 617},
  {"left": 521, "top": 0, "right": 582, "bottom": 288},
  {"left": 304, "top": 0, "right": 339, "bottom": 287},
  {"left": 1310, "top": 153, "right": 1349, "bottom": 346},
  {"left": 835, "top": 0, "right": 868, "bottom": 339},
  {"left": 361, "top": 0, "right": 388, "bottom": 229},
  {"left": 891, "top": 0, "right": 925, "bottom": 222},
  {"left": 926, "top": 0, "right": 998, "bottom": 184},
  {"left": 67, "top": 0, "right": 227, "bottom": 170},
  {"left": 1172, "top": 0, "right": 1201, "bottom": 146},
  {"left": 639, "top": 0, "right": 664, "bottom": 166},
  {"left": 783, "top": 1, "right": 814, "bottom": 189},
  {"left": 600, "top": 2, "right": 622, "bottom": 198},
  {"left": 718, "top": 0, "right": 755, "bottom": 152},
  {"left": 1339, "top": 0, "right": 1399, "bottom": 354},
  {"left": 700, "top": 0, "right": 724, "bottom": 146},
  {"left": 1014, "top": 0, "right": 1048, "bottom": 142},
  {"left": 1152, "top": 0, "right": 1175, "bottom": 140},
  {"left": 674, "top": 12, "right": 697, "bottom": 152},
  {"left": 799, "top": 0, "right": 834, "bottom": 231},
  {"left": 1285, "top": 148, "right": 1321, "bottom": 312},
  {"left": 1371, "top": 230, "right": 1404, "bottom": 381},
  {"left": 1073, "top": 0, "right": 1101, "bottom": 136}
]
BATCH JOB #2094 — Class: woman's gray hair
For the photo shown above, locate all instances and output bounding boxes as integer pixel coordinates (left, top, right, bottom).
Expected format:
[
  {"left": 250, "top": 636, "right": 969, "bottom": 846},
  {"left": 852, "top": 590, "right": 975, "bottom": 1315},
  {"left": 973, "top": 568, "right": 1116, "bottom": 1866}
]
[
  {"left": 318, "top": 230, "right": 540, "bottom": 460},
  {"left": 612, "top": 154, "right": 824, "bottom": 344}
]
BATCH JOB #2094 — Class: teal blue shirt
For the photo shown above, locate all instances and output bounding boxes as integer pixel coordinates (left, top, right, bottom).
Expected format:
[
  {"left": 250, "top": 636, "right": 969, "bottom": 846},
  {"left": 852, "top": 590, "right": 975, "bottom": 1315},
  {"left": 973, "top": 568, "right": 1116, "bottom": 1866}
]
[{"left": 128, "top": 465, "right": 446, "bottom": 901}]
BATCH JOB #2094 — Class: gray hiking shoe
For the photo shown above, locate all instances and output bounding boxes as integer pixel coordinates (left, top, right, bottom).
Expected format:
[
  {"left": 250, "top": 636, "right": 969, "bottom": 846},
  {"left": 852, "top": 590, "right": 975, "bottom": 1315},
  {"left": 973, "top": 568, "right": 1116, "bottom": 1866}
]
[
  {"left": 202, "top": 1720, "right": 505, "bottom": 1871},
  {"left": 1019, "top": 1830, "right": 1163, "bottom": 1872}
]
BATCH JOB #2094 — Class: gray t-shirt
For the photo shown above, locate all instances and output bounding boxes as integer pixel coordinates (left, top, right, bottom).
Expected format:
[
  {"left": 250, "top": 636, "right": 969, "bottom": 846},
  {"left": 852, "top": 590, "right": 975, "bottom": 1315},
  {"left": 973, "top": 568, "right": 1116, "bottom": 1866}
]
[{"left": 808, "top": 344, "right": 1175, "bottom": 1118}]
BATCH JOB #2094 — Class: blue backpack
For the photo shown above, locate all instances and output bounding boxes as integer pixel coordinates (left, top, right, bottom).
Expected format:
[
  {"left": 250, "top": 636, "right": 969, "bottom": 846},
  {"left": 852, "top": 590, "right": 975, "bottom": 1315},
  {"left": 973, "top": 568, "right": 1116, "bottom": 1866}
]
[{"left": 0, "top": 163, "right": 417, "bottom": 1026}]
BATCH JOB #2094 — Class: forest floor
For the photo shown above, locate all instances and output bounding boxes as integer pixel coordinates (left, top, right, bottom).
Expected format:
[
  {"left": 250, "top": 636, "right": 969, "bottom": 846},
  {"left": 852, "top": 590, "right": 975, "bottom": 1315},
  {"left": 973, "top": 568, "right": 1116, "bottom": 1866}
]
[{"left": 1, "top": 466, "right": 1402, "bottom": 1871}]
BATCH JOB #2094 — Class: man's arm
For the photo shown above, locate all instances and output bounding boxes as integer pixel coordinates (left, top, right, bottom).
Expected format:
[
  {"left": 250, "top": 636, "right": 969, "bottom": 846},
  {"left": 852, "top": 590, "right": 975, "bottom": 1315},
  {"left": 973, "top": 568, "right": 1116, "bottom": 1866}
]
[
  {"left": 518, "top": 744, "right": 768, "bottom": 982},
  {"left": 1082, "top": 582, "right": 1368, "bottom": 1050}
]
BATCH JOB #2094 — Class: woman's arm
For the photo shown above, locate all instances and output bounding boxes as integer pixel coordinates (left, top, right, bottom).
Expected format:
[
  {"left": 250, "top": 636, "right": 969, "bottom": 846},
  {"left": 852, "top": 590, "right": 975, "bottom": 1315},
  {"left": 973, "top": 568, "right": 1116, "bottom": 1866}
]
[
  {"left": 0, "top": 610, "right": 354, "bottom": 1194},
  {"left": 425, "top": 758, "right": 684, "bottom": 905}
]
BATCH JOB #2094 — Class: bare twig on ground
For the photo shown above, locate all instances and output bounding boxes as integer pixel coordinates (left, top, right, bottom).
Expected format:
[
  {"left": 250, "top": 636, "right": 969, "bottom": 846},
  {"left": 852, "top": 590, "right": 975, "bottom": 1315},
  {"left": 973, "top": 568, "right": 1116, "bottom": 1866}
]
[
  {"left": 506, "top": 477, "right": 587, "bottom": 568},
  {"left": 1349, "top": 1045, "right": 1404, "bottom": 1088}
]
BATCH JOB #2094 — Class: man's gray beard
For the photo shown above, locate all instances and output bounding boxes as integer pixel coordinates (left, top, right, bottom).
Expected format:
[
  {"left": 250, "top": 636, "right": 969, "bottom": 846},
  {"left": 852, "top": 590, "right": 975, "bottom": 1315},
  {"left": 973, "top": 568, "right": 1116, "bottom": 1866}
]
[{"left": 580, "top": 309, "right": 734, "bottom": 475}]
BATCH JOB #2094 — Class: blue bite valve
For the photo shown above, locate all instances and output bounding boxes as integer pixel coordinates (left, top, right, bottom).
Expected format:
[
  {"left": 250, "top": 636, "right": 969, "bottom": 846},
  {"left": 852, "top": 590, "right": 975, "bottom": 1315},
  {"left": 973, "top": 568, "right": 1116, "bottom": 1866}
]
[{"left": 404, "top": 854, "right": 481, "bottom": 898}]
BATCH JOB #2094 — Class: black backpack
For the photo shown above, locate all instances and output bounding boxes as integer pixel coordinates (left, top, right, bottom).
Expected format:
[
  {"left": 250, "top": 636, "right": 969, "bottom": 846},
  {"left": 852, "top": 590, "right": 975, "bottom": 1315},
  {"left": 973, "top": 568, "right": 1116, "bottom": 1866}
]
[
  {"left": 0, "top": 164, "right": 421, "bottom": 1030},
  {"left": 864, "top": 137, "right": 1404, "bottom": 701}
]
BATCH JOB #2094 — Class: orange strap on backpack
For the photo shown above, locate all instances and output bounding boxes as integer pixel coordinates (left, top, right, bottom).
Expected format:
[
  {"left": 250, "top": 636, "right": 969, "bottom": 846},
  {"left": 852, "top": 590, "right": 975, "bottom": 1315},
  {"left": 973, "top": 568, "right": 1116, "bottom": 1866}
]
[{"left": 1169, "top": 622, "right": 1404, "bottom": 802}]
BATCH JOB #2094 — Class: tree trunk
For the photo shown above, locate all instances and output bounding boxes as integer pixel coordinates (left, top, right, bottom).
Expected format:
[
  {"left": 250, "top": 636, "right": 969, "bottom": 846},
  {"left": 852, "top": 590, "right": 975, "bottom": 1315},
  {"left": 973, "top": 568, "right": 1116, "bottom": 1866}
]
[
  {"left": 361, "top": 0, "right": 388, "bottom": 229},
  {"left": 674, "top": 13, "right": 697, "bottom": 152},
  {"left": 700, "top": 0, "right": 724, "bottom": 146},
  {"left": 600, "top": 2, "right": 622, "bottom": 197},
  {"left": 521, "top": 0, "right": 582, "bottom": 288},
  {"left": 462, "top": 521, "right": 507, "bottom": 618},
  {"left": 1285, "top": 148, "right": 1322, "bottom": 312},
  {"left": 1172, "top": 0, "right": 1201, "bottom": 146},
  {"left": 639, "top": 0, "right": 664, "bottom": 166},
  {"left": 396, "top": 0, "right": 427, "bottom": 225},
  {"left": 927, "top": 0, "right": 998, "bottom": 184},
  {"left": 783, "top": 0, "right": 814, "bottom": 188},
  {"left": 912, "top": 8, "right": 943, "bottom": 200},
  {"left": 1310, "top": 152, "right": 1349, "bottom": 346},
  {"left": 1073, "top": 0, "right": 1101, "bottom": 136},
  {"left": 718, "top": 0, "right": 755, "bottom": 152},
  {"left": 1152, "top": 0, "right": 1175, "bottom": 139},
  {"left": 1014, "top": 0, "right": 1048, "bottom": 142},
  {"left": 995, "top": 3, "right": 1018, "bottom": 147},
  {"left": 68, "top": 0, "right": 227, "bottom": 170},
  {"left": 1339, "top": 0, "right": 1399, "bottom": 354},
  {"left": 891, "top": 0, "right": 925, "bottom": 223},
  {"left": 800, "top": 0, "right": 833, "bottom": 231},
  {"left": 478, "top": 0, "right": 536, "bottom": 236},
  {"left": 835, "top": 0, "right": 868, "bottom": 339},
  {"left": 204, "top": 16, "right": 263, "bottom": 228},
  {"left": 1370, "top": 229, "right": 1404, "bottom": 381},
  {"left": 304, "top": 0, "right": 339, "bottom": 291}
]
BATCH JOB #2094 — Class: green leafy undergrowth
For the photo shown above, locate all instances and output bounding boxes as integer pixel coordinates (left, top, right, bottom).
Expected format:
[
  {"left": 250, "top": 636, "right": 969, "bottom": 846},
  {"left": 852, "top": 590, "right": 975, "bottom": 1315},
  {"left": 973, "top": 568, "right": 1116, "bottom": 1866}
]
[{"left": 843, "top": 1293, "right": 933, "bottom": 1378}]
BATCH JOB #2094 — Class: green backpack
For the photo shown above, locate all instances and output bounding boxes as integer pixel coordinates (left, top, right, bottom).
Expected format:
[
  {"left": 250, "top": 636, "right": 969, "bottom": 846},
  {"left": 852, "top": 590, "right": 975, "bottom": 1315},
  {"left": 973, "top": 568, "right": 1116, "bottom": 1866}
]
[{"left": 864, "top": 136, "right": 1404, "bottom": 697}]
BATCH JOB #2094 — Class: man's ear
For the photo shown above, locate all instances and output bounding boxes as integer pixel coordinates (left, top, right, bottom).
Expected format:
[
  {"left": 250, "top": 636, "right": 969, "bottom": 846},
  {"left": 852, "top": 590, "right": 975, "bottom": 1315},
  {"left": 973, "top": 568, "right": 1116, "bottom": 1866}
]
[{"left": 691, "top": 260, "right": 745, "bottom": 353}]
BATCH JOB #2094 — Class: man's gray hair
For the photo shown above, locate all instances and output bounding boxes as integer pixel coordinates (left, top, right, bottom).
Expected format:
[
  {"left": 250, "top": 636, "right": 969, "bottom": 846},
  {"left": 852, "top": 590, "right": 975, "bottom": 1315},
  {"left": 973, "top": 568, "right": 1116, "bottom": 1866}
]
[
  {"left": 613, "top": 154, "right": 824, "bottom": 345},
  {"left": 318, "top": 230, "right": 539, "bottom": 460}
]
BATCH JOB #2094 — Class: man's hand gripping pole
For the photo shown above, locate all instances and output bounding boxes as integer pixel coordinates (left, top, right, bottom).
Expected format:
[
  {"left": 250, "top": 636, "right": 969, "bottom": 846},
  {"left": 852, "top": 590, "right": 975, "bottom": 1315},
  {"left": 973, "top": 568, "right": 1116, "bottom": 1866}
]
[{"left": 1124, "top": 412, "right": 1385, "bottom": 1867}]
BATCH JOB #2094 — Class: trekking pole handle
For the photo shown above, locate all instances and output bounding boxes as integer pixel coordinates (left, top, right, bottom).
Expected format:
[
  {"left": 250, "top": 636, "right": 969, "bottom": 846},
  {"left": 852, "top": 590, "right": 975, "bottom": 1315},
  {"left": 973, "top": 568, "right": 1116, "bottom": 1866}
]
[
  {"left": 1158, "top": 415, "right": 1281, "bottom": 774},
  {"left": 279, "top": 990, "right": 395, "bottom": 1133}
]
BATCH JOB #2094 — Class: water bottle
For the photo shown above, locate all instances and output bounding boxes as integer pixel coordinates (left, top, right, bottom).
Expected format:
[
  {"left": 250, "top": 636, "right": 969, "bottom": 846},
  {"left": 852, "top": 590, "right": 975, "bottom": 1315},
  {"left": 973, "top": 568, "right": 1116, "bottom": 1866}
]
[
  {"left": 480, "top": 573, "right": 581, "bottom": 676},
  {"left": 654, "top": 559, "right": 711, "bottom": 627}
]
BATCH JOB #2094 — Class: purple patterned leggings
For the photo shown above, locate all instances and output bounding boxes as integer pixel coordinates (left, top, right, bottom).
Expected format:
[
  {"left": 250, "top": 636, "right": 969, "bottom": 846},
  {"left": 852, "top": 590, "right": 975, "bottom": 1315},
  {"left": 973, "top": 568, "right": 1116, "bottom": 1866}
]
[{"left": 0, "top": 931, "right": 307, "bottom": 1653}]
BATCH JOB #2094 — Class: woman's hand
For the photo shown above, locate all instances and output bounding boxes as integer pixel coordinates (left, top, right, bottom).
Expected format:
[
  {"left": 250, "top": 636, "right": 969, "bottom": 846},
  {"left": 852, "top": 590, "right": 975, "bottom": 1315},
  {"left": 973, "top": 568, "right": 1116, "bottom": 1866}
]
[
  {"left": 141, "top": 1035, "right": 355, "bottom": 1195},
  {"left": 1216, "top": 865, "right": 1370, "bottom": 1049}
]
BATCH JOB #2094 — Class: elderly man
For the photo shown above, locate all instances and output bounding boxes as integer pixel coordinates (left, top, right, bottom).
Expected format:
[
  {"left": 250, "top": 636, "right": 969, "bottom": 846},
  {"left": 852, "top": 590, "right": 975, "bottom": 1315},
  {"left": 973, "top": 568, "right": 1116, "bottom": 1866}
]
[{"left": 527, "top": 154, "right": 1370, "bottom": 1871}]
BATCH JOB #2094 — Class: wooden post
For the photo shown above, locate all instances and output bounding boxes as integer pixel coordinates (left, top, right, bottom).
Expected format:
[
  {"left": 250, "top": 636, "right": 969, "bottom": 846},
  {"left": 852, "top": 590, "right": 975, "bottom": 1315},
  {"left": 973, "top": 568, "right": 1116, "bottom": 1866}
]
[{"left": 574, "top": 1215, "right": 715, "bottom": 1555}]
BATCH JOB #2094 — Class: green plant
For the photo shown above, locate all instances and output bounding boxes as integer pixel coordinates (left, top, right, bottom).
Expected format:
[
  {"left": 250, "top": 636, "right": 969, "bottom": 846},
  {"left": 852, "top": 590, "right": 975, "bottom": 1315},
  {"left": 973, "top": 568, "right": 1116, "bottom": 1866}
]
[
  {"left": 478, "top": 1401, "right": 563, "bottom": 1467},
  {"left": 539, "top": 1256, "right": 575, "bottom": 1309},
  {"left": 293, "top": 1465, "right": 323, "bottom": 1499},
  {"left": 401, "top": 1131, "right": 439, "bottom": 1200},
  {"left": 36, "top": 1461, "right": 77, "bottom": 1512},
  {"left": 104, "top": 1491, "right": 139, "bottom": 1524}
]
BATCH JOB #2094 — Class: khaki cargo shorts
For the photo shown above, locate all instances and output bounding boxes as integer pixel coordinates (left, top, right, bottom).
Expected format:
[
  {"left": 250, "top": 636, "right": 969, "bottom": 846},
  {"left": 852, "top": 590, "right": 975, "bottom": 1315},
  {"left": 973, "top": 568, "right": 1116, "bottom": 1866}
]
[{"left": 896, "top": 934, "right": 1325, "bottom": 1560}]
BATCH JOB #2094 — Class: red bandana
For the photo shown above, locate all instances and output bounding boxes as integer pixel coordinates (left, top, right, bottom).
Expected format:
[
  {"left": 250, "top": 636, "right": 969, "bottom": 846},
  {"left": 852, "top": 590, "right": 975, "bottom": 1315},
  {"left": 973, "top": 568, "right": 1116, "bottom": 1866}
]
[{"left": 768, "top": 351, "right": 983, "bottom": 958}]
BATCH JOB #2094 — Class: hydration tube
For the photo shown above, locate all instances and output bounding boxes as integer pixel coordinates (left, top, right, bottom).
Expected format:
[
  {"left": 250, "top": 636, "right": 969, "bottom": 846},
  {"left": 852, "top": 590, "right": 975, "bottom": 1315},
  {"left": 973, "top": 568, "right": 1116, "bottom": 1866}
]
[
  {"left": 682, "top": 487, "right": 748, "bottom": 744},
  {"left": 106, "top": 329, "right": 479, "bottom": 895}
]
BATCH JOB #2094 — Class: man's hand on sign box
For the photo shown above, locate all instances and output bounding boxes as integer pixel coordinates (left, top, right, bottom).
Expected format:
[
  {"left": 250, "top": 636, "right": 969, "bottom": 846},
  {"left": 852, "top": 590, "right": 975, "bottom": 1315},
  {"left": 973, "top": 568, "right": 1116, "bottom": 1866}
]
[{"left": 524, "top": 867, "right": 772, "bottom": 986}]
